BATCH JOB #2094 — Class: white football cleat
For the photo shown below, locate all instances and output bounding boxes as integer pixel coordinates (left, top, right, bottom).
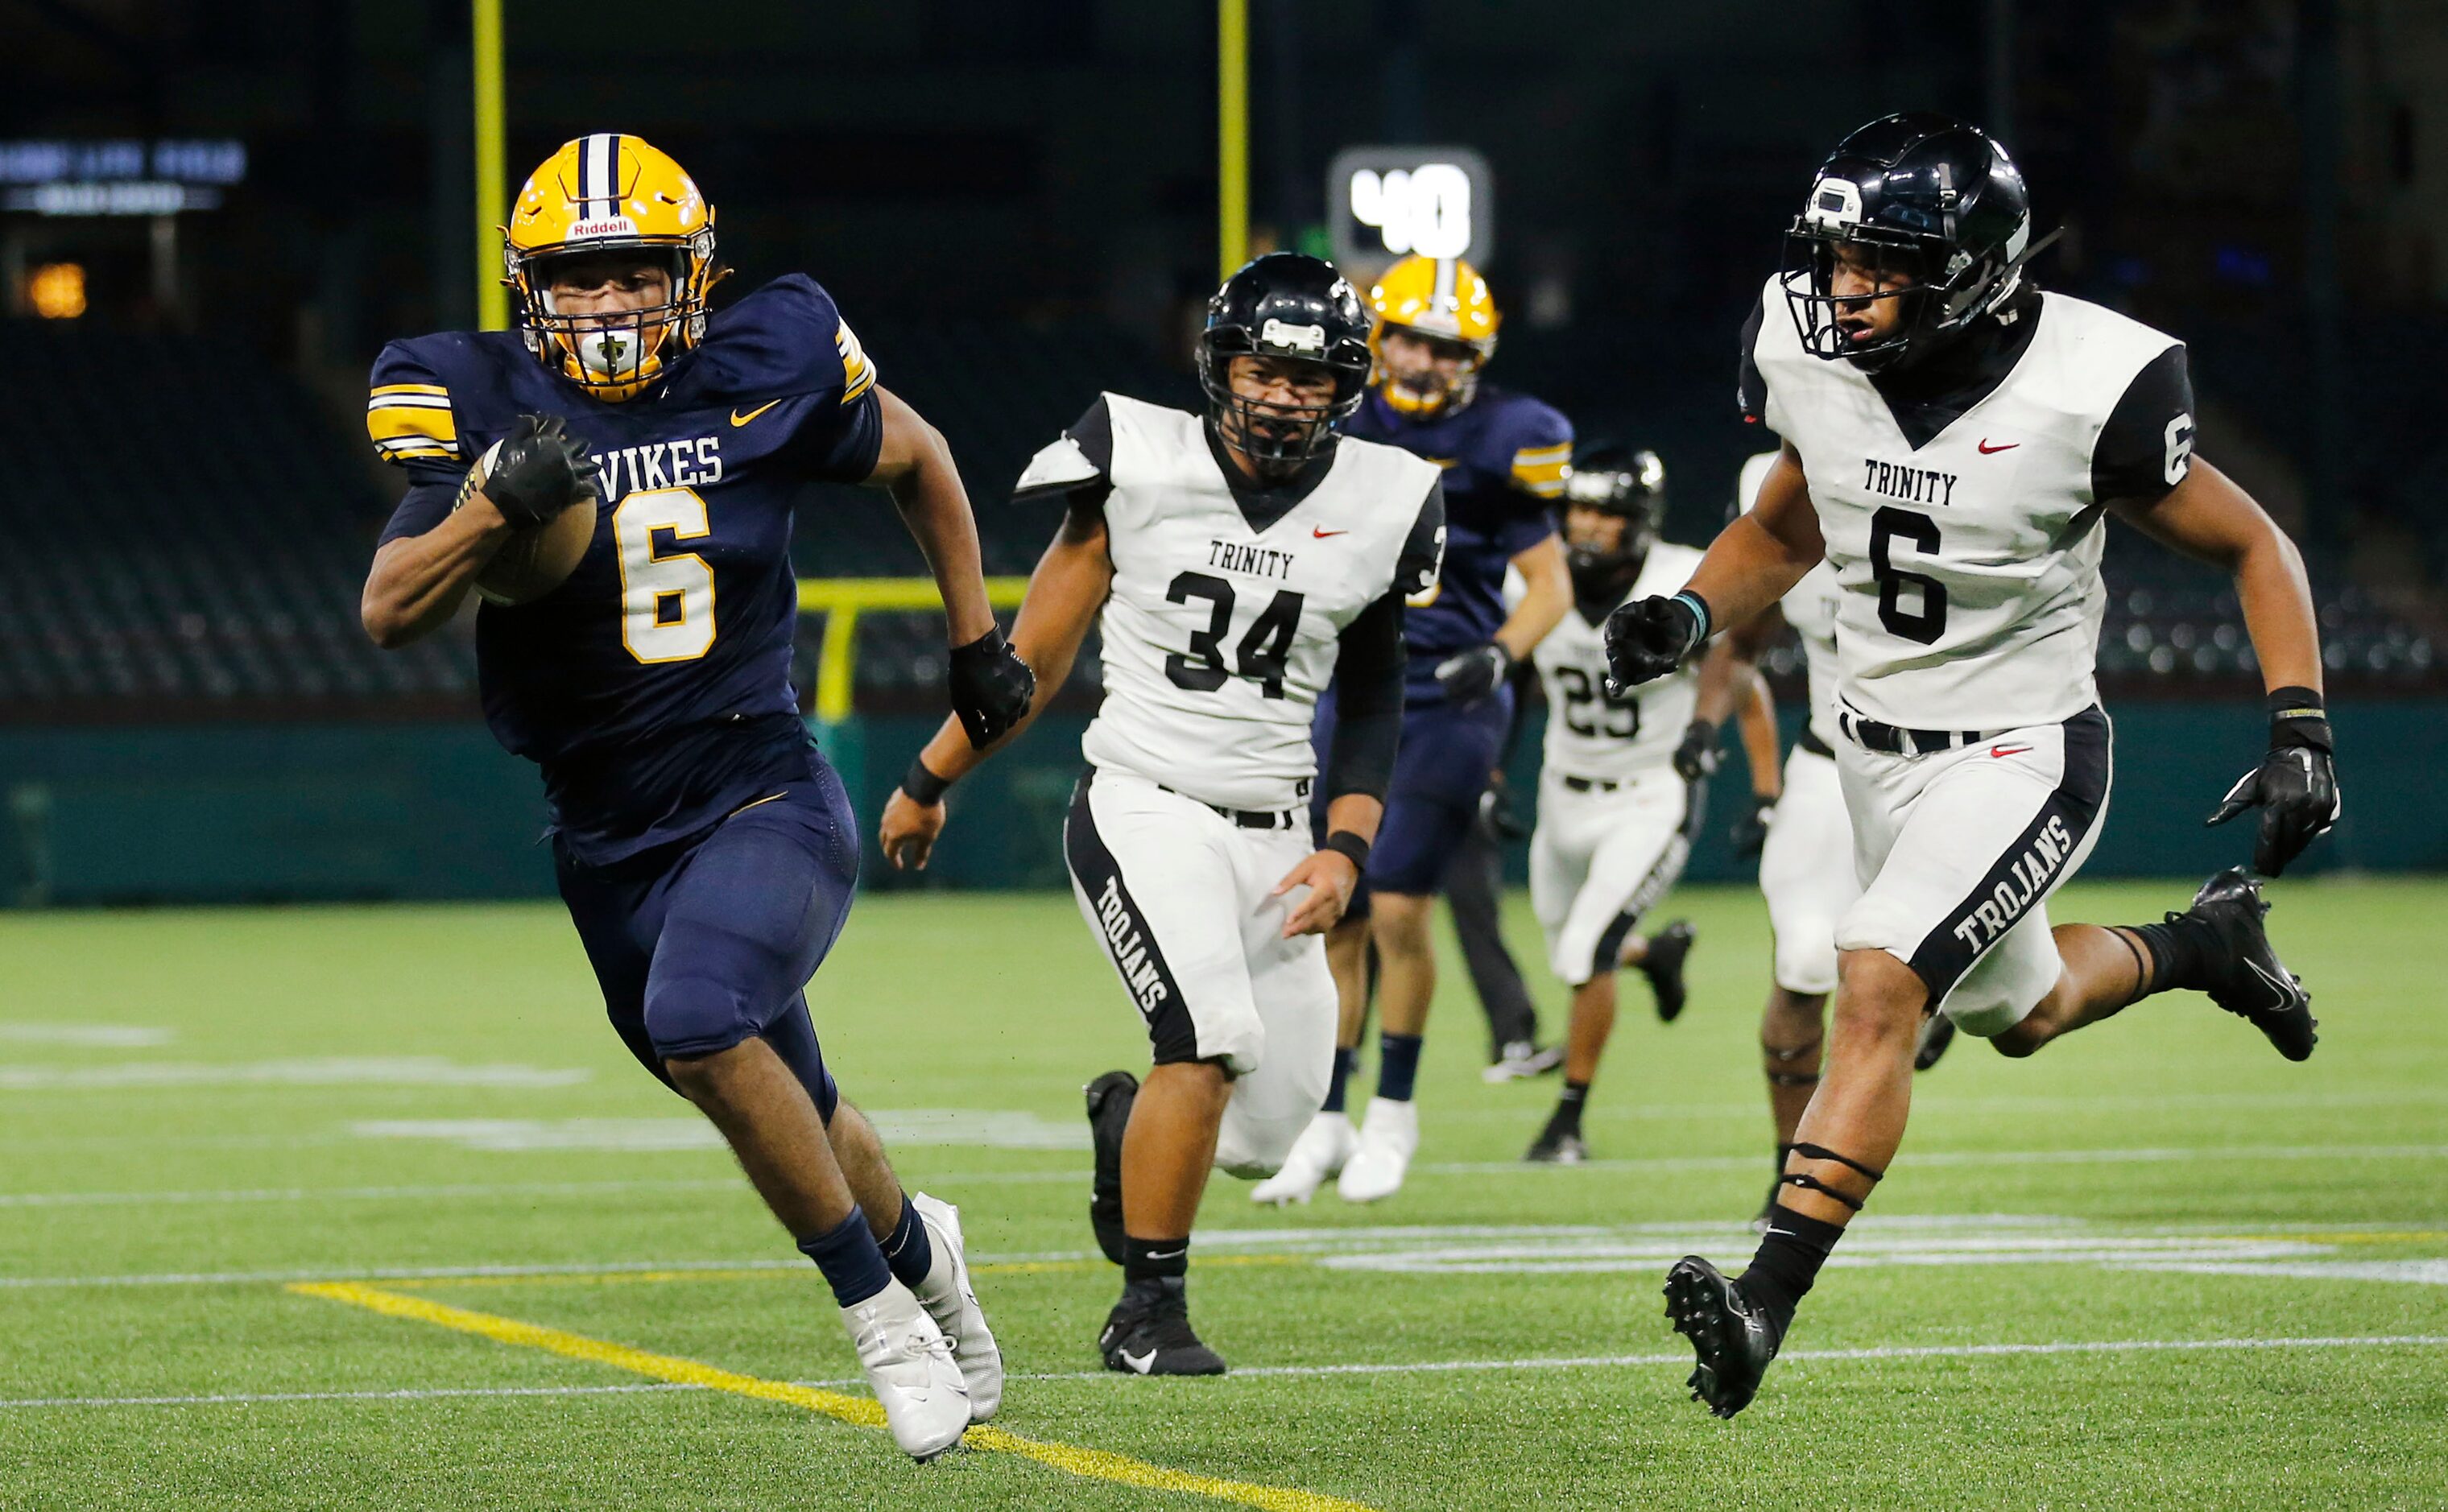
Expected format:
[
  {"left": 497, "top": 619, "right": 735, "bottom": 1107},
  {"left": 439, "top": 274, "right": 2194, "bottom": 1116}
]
[
  {"left": 1335, "top": 1097, "right": 1420, "bottom": 1203},
  {"left": 909, "top": 1192, "right": 1003, "bottom": 1423},
  {"left": 1249, "top": 1110, "right": 1357, "bottom": 1205},
  {"left": 840, "top": 1278, "right": 969, "bottom": 1461}
]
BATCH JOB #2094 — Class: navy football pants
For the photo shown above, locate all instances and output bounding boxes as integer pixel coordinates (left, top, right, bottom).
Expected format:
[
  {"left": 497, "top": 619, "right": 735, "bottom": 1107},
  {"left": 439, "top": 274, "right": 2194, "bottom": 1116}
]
[
  {"left": 1313, "top": 684, "right": 1514, "bottom": 903},
  {"left": 553, "top": 766, "right": 859, "bottom": 1120}
]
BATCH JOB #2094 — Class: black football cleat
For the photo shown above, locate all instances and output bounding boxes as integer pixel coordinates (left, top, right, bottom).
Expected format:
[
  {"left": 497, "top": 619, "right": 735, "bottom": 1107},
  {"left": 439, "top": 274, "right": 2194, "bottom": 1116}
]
[
  {"left": 2181, "top": 868, "right": 2317, "bottom": 1061},
  {"left": 1638, "top": 920, "right": 1697, "bottom": 1023},
  {"left": 1084, "top": 1070, "right": 1138, "bottom": 1266},
  {"left": 1523, "top": 1127, "right": 1589, "bottom": 1165},
  {"left": 1662, "top": 1255, "right": 1782, "bottom": 1419},
  {"left": 1099, "top": 1296, "right": 1227, "bottom": 1377},
  {"left": 1913, "top": 1010, "right": 1956, "bottom": 1072}
]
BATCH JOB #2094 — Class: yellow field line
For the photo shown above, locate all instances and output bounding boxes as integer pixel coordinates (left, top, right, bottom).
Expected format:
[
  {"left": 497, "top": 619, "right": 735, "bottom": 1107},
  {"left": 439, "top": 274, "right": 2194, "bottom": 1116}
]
[
  {"left": 288, "top": 1281, "right": 1371, "bottom": 1512},
  {"left": 380, "top": 1254, "right": 1305, "bottom": 1291}
]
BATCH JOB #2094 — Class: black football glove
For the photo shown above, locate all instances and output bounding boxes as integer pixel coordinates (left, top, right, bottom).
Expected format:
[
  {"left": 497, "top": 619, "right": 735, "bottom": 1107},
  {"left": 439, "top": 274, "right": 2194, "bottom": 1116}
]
[
  {"left": 947, "top": 625, "right": 1036, "bottom": 749},
  {"left": 1731, "top": 794, "right": 1776, "bottom": 860},
  {"left": 473, "top": 413, "right": 601, "bottom": 530},
  {"left": 1477, "top": 773, "right": 1528, "bottom": 842},
  {"left": 1435, "top": 642, "right": 1511, "bottom": 706},
  {"left": 2206, "top": 687, "right": 2340, "bottom": 877},
  {"left": 1602, "top": 592, "right": 1708, "bottom": 696},
  {"left": 1673, "top": 717, "right": 1723, "bottom": 783}
]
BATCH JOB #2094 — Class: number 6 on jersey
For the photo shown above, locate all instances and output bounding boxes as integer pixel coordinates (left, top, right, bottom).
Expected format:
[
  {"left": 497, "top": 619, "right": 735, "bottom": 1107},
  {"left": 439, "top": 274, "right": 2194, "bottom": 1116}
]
[{"left": 614, "top": 486, "right": 717, "bottom": 663}]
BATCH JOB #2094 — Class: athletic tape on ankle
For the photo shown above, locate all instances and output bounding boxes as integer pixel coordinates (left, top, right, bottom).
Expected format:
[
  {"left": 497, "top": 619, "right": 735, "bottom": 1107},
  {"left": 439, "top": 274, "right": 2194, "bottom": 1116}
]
[{"left": 1789, "top": 1142, "right": 1885, "bottom": 1183}]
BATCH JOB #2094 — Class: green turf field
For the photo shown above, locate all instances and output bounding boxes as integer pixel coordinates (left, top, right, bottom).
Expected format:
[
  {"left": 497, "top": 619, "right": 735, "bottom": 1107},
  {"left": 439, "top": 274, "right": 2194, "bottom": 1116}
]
[{"left": 3, "top": 878, "right": 2444, "bottom": 1510}]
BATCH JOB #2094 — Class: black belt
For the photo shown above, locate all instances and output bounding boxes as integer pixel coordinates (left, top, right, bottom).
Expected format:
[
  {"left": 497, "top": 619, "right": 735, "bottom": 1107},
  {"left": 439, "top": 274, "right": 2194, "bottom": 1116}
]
[
  {"left": 1561, "top": 775, "right": 1622, "bottom": 793},
  {"left": 1837, "top": 708, "right": 2003, "bottom": 756},
  {"left": 1796, "top": 726, "right": 1834, "bottom": 759},
  {"left": 1159, "top": 783, "right": 1302, "bottom": 830}
]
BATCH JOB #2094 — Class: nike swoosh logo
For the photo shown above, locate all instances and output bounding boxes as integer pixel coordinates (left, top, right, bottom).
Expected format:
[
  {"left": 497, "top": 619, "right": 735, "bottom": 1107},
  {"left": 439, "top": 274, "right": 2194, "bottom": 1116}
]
[
  {"left": 1988, "top": 743, "right": 2032, "bottom": 758},
  {"left": 1121, "top": 1349, "right": 1157, "bottom": 1374},
  {"left": 1143, "top": 1248, "right": 1186, "bottom": 1262},
  {"left": 1313, "top": 527, "right": 1349, "bottom": 539},
  {"left": 2243, "top": 956, "right": 2295, "bottom": 1010},
  {"left": 730, "top": 399, "right": 783, "bottom": 427},
  {"left": 1978, "top": 439, "right": 2019, "bottom": 454}
]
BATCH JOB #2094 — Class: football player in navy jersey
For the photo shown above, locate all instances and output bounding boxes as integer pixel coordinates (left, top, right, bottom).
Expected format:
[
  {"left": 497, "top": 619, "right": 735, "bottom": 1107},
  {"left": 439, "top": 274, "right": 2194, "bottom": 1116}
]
[
  {"left": 1255, "top": 254, "right": 1573, "bottom": 1206},
  {"left": 358, "top": 134, "right": 1031, "bottom": 1462}
]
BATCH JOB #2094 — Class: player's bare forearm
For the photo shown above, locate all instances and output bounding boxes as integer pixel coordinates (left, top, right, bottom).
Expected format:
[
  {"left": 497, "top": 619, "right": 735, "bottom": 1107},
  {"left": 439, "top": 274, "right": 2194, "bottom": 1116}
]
[
  {"left": 1322, "top": 792, "right": 1383, "bottom": 846},
  {"left": 2111, "top": 459, "right": 2322, "bottom": 693},
  {"left": 866, "top": 386, "right": 996, "bottom": 647},
  {"left": 1735, "top": 671, "right": 1782, "bottom": 798},
  {"left": 1276, "top": 793, "right": 1381, "bottom": 936},
  {"left": 359, "top": 498, "right": 512, "bottom": 649},
  {"left": 1495, "top": 534, "right": 1570, "bottom": 661},
  {"left": 1685, "top": 444, "right": 1823, "bottom": 630},
  {"left": 915, "top": 514, "right": 1113, "bottom": 783}
]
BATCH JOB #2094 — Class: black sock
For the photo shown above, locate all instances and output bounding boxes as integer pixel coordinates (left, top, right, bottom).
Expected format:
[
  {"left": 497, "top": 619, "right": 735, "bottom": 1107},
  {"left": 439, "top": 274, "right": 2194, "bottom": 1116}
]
[
  {"left": 877, "top": 1191, "right": 934, "bottom": 1290},
  {"left": 2128, "top": 911, "right": 2221, "bottom": 995},
  {"left": 1548, "top": 1080, "right": 1590, "bottom": 1135},
  {"left": 1376, "top": 1032, "right": 1424, "bottom": 1103},
  {"left": 1322, "top": 1046, "right": 1359, "bottom": 1114},
  {"left": 1122, "top": 1234, "right": 1189, "bottom": 1309},
  {"left": 797, "top": 1204, "right": 894, "bottom": 1309},
  {"left": 1741, "top": 1203, "right": 1846, "bottom": 1335}
]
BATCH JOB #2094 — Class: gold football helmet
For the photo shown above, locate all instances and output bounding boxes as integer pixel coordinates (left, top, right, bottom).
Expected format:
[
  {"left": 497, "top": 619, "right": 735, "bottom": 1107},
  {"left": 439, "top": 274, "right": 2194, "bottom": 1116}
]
[
  {"left": 1366, "top": 254, "right": 1499, "bottom": 417},
  {"left": 502, "top": 134, "right": 724, "bottom": 400}
]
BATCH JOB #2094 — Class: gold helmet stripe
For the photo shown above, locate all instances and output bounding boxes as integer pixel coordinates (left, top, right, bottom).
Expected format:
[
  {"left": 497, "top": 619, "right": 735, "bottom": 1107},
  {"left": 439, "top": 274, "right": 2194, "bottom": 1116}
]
[{"left": 1432, "top": 257, "right": 1457, "bottom": 311}]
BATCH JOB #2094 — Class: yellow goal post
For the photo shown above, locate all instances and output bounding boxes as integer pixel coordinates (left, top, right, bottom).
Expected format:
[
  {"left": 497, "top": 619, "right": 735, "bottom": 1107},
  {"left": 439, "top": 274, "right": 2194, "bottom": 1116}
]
[{"left": 795, "top": 576, "right": 1033, "bottom": 725}]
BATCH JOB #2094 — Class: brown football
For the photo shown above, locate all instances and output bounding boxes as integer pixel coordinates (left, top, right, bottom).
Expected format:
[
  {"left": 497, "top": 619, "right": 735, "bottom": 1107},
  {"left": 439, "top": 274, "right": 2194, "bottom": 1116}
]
[{"left": 473, "top": 499, "right": 598, "bottom": 606}]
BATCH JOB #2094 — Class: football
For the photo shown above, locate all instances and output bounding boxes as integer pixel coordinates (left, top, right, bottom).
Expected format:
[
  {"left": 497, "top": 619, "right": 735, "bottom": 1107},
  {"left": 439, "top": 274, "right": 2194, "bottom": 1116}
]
[{"left": 472, "top": 498, "right": 596, "bottom": 606}]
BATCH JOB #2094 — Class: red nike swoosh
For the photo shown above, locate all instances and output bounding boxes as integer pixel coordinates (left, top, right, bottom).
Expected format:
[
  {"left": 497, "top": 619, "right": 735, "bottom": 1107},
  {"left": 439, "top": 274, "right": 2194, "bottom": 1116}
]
[
  {"left": 1988, "top": 743, "right": 2032, "bottom": 758},
  {"left": 1313, "top": 527, "right": 1348, "bottom": 539},
  {"left": 1978, "top": 439, "right": 2019, "bottom": 454}
]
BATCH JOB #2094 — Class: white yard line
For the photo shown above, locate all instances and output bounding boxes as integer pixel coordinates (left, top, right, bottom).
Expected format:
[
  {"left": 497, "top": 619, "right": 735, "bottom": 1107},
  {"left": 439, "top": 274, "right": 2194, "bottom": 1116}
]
[
  {"left": 8, "top": 1334, "right": 2444, "bottom": 1411},
  {"left": 7, "top": 1142, "right": 2441, "bottom": 1214},
  {"left": 0, "top": 1178, "right": 740, "bottom": 1210}
]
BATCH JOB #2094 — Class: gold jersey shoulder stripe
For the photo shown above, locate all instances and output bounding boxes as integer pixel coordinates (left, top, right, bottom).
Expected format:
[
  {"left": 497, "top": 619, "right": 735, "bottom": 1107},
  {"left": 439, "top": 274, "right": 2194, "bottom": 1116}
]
[
  {"left": 836, "top": 321, "right": 876, "bottom": 403},
  {"left": 368, "top": 405, "right": 459, "bottom": 448}
]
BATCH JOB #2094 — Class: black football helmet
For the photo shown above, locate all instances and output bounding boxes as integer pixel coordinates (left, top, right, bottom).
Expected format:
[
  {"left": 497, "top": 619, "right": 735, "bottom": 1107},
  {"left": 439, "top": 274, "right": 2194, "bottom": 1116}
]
[
  {"left": 1197, "top": 252, "right": 1372, "bottom": 475},
  {"left": 1783, "top": 113, "right": 2049, "bottom": 373},
  {"left": 1561, "top": 444, "right": 1668, "bottom": 585}
]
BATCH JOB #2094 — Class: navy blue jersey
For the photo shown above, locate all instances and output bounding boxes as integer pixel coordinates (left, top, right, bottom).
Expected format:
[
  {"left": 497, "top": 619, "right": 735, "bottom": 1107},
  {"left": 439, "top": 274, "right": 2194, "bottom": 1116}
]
[
  {"left": 1344, "top": 385, "right": 1566, "bottom": 700},
  {"left": 371, "top": 275, "right": 883, "bottom": 862}
]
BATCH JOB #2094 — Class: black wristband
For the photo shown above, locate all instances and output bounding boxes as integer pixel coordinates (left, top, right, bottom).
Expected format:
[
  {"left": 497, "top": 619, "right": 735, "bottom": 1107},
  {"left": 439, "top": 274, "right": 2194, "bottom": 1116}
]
[
  {"left": 1322, "top": 830, "right": 1371, "bottom": 874},
  {"left": 2266, "top": 684, "right": 2333, "bottom": 753},
  {"left": 1671, "top": 589, "right": 1714, "bottom": 647},
  {"left": 900, "top": 756, "right": 952, "bottom": 805}
]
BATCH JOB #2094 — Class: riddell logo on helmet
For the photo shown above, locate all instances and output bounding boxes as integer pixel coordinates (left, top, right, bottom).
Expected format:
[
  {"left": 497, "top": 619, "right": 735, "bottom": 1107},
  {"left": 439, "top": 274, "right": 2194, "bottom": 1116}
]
[{"left": 569, "top": 217, "right": 639, "bottom": 239}]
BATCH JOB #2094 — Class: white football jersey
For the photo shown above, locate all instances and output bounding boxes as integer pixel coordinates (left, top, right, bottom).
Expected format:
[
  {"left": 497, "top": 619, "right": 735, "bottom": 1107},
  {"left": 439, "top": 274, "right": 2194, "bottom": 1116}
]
[
  {"left": 1534, "top": 541, "right": 1705, "bottom": 783},
  {"left": 1746, "top": 275, "right": 2190, "bottom": 730},
  {"left": 1015, "top": 393, "right": 1445, "bottom": 812},
  {"left": 1739, "top": 450, "right": 1841, "bottom": 750}
]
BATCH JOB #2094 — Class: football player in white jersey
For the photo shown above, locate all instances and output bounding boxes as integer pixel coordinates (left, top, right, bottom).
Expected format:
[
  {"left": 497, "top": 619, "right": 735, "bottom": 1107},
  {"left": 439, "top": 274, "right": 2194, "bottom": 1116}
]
[
  {"left": 1518, "top": 448, "right": 1701, "bottom": 1163},
  {"left": 1695, "top": 452, "right": 1954, "bottom": 1222},
  {"left": 1606, "top": 115, "right": 2340, "bottom": 1417},
  {"left": 879, "top": 255, "right": 1443, "bottom": 1375}
]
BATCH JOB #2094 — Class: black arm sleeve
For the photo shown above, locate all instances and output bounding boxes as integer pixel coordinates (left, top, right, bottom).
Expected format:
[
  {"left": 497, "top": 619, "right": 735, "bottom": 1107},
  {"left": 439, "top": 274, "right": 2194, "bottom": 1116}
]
[
  {"left": 1737, "top": 291, "right": 1769, "bottom": 423},
  {"left": 2091, "top": 344, "right": 2194, "bottom": 503},
  {"left": 1325, "top": 585, "right": 1406, "bottom": 803}
]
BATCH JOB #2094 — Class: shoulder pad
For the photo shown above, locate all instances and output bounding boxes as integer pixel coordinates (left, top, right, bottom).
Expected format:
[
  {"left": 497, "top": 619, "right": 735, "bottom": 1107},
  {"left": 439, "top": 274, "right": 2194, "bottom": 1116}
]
[
  {"left": 366, "top": 335, "right": 479, "bottom": 468},
  {"left": 692, "top": 275, "right": 875, "bottom": 406}
]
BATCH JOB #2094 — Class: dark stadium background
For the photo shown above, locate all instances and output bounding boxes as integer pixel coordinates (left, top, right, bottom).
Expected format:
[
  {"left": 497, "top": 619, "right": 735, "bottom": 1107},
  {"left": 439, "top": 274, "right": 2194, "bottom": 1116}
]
[{"left": 2, "top": 0, "right": 2441, "bottom": 903}]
